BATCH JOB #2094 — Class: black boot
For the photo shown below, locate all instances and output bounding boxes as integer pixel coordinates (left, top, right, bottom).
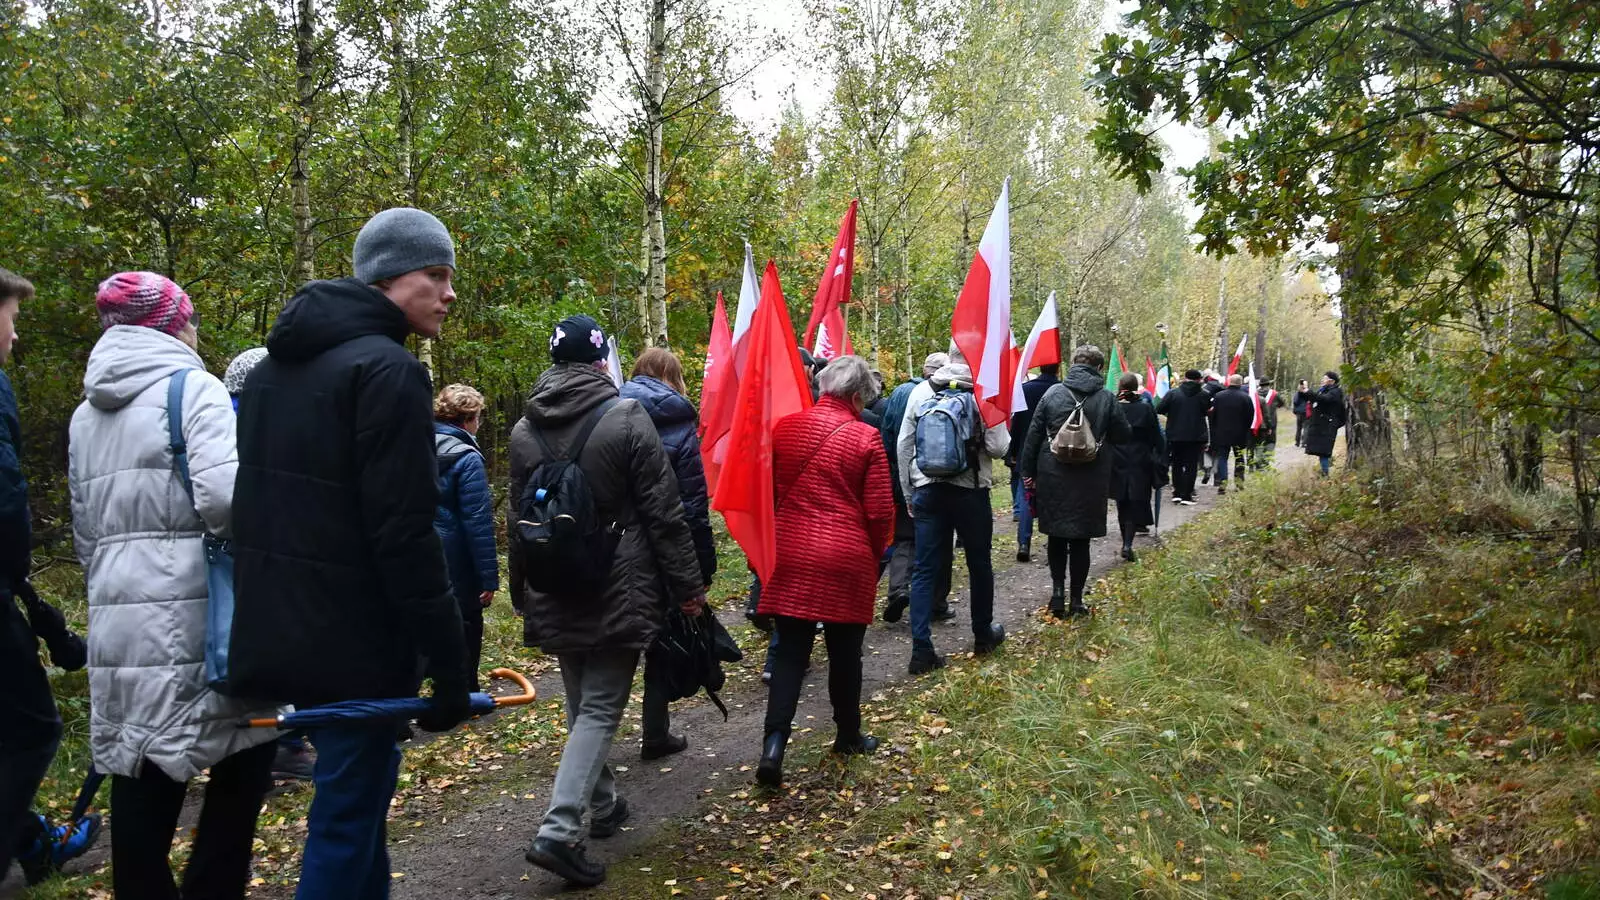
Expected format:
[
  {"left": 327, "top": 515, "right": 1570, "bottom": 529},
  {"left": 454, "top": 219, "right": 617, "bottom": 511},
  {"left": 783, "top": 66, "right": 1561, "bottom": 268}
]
[
  {"left": 1121, "top": 545, "right": 1137, "bottom": 562},
  {"left": 1068, "top": 594, "right": 1092, "bottom": 617},
  {"left": 1048, "top": 580, "right": 1066, "bottom": 618},
  {"left": 756, "top": 732, "right": 786, "bottom": 788},
  {"left": 526, "top": 837, "right": 607, "bottom": 887},
  {"left": 832, "top": 734, "right": 880, "bottom": 755}
]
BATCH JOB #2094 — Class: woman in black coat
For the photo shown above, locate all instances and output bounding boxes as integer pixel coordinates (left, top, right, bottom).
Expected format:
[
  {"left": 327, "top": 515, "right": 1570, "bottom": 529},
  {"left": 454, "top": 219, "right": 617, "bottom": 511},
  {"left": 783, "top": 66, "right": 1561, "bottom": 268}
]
[
  {"left": 1110, "top": 373, "right": 1165, "bottom": 561},
  {"left": 1302, "top": 371, "right": 1347, "bottom": 476},
  {"left": 1020, "top": 346, "right": 1132, "bottom": 618}
]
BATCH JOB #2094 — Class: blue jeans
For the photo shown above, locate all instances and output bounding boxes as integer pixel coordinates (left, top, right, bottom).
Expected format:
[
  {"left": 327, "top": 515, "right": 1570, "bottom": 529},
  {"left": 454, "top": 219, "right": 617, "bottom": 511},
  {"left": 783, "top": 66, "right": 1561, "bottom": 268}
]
[
  {"left": 1214, "top": 444, "right": 1246, "bottom": 483},
  {"left": 1319, "top": 455, "right": 1332, "bottom": 475},
  {"left": 1012, "top": 474, "right": 1033, "bottom": 550},
  {"left": 909, "top": 483, "right": 995, "bottom": 653},
  {"left": 297, "top": 723, "right": 403, "bottom": 900}
]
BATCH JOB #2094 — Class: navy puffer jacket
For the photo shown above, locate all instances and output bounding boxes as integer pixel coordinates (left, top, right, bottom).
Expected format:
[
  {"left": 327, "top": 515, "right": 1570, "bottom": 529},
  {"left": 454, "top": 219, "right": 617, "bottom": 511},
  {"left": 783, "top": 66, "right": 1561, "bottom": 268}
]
[
  {"left": 620, "top": 375, "right": 716, "bottom": 585},
  {"left": 434, "top": 422, "right": 499, "bottom": 607}
]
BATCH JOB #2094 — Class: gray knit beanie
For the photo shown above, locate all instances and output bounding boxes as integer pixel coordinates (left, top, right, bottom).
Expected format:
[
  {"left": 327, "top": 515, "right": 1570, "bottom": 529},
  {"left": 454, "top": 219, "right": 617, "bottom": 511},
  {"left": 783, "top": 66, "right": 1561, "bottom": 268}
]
[{"left": 352, "top": 207, "right": 456, "bottom": 284}]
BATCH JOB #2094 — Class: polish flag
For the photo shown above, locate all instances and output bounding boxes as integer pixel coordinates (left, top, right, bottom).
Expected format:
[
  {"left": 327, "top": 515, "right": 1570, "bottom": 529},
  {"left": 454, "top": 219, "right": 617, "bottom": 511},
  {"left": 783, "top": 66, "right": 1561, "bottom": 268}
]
[
  {"left": 702, "top": 244, "right": 762, "bottom": 493},
  {"left": 1227, "top": 334, "right": 1248, "bottom": 378},
  {"left": 1248, "top": 362, "right": 1264, "bottom": 433},
  {"left": 951, "top": 179, "right": 1014, "bottom": 428},
  {"left": 698, "top": 291, "right": 732, "bottom": 439},
  {"left": 1009, "top": 291, "right": 1060, "bottom": 413},
  {"left": 711, "top": 261, "right": 814, "bottom": 583},
  {"left": 803, "top": 200, "right": 857, "bottom": 361}
]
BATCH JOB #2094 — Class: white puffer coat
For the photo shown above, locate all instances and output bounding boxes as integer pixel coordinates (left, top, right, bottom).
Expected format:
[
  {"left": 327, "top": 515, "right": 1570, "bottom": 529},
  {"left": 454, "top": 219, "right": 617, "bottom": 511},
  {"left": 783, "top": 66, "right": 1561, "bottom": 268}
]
[{"left": 69, "top": 325, "right": 283, "bottom": 781}]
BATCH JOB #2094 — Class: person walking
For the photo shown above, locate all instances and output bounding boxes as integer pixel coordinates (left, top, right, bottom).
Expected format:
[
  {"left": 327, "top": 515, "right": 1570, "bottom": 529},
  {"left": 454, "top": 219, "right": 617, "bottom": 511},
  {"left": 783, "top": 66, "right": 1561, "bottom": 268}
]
[
  {"left": 754, "top": 356, "right": 893, "bottom": 787},
  {"left": 230, "top": 208, "right": 473, "bottom": 900},
  {"left": 1303, "top": 371, "right": 1347, "bottom": 476},
  {"left": 511, "top": 315, "right": 703, "bottom": 888},
  {"left": 1155, "top": 368, "right": 1209, "bottom": 505},
  {"left": 1199, "top": 371, "right": 1224, "bottom": 484},
  {"left": 1292, "top": 379, "right": 1314, "bottom": 447},
  {"left": 1020, "top": 346, "right": 1132, "bottom": 617},
  {"left": 1250, "top": 379, "right": 1284, "bottom": 471},
  {"left": 432, "top": 384, "right": 498, "bottom": 692},
  {"left": 620, "top": 347, "right": 716, "bottom": 761},
  {"left": 1111, "top": 373, "right": 1165, "bottom": 561},
  {"left": 1208, "top": 374, "right": 1255, "bottom": 494},
  {"left": 69, "top": 272, "right": 284, "bottom": 900},
  {"left": 878, "top": 353, "right": 952, "bottom": 624},
  {"left": 1008, "top": 363, "right": 1059, "bottom": 561},
  {"left": 897, "top": 361, "right": 1010, "bottom": 674}
]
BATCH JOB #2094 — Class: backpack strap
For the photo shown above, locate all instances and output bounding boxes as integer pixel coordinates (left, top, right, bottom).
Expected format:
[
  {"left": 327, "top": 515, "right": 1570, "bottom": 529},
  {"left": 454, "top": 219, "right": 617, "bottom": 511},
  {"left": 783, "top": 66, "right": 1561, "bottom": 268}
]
[
  {"left": 167, "top": 369, "right": 194, "bottom": 501},
  {"left": 776, "top": 421, "right": 852, "bottom": 511},
  {"left": 533, "top": 398, "right": 618, "bottom": 463}
]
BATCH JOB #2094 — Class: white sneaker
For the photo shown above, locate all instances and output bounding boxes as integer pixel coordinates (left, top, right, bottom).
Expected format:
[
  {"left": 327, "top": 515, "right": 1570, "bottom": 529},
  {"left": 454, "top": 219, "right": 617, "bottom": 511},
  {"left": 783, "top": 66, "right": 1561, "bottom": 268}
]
[{"left": 1178, "top": 498, "right": 1197, "bottom": 506}]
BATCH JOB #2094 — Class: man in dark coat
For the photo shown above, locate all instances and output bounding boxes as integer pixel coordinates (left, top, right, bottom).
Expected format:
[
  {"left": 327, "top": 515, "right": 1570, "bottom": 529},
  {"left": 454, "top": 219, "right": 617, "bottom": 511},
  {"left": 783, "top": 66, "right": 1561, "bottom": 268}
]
[
  {"left": 1019, "top": 346, "right": 1132, "bottom": 617},
  {"left": 1250, "top": 379, "right": 1284, "bottom": 471},
  {"left": 1208, "top": 374, "right": 1256, "bottom": 494},
  {"left": 1303, "top": 371, "right": 1347, "bottom": 476},
  {"left": 231, "top": 208, "right": 471, "bottom": 900},
  {"left": 510, "top": 315, "right": 704, "bottom": 887},
  {"left": 1155, "top": 368, "right": 1209, "bottom": 504},
  {"left": 1292, "top": 379, "right": 1314, "bottom": 447},
  {"left": 1200, "top": 372, "right": 1224, "bottom": 484},
  {"left": 1007, "top": 362, "right": 1059, "bottom": 561}
]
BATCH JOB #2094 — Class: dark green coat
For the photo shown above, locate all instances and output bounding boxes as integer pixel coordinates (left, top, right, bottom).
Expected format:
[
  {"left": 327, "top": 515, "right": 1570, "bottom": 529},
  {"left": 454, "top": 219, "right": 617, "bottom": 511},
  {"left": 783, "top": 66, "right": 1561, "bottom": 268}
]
[
  {"left": 1019, "top": 365, "right": 1132, "bottom": 539},
  {"left": 508, "top": 363, "right": 702, "bottom": 655}
]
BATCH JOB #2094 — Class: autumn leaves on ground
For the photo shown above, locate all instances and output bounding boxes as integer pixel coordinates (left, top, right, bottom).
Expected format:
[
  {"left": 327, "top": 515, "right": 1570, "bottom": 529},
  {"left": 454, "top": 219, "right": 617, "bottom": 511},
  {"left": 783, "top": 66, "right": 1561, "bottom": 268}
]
[{"left": 17, "top": 461, "right": 1598, "bottom": 899}]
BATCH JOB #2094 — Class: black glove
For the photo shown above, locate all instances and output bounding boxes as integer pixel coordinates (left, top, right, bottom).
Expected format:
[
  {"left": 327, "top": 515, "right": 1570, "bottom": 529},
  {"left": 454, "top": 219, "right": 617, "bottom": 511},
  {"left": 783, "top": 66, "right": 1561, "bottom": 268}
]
[
  {"left": 415, "top": 673, "right": 473, "bottom": 733},
  {"left": 19, "top": 582, "right": 87, "bottom": 672}
]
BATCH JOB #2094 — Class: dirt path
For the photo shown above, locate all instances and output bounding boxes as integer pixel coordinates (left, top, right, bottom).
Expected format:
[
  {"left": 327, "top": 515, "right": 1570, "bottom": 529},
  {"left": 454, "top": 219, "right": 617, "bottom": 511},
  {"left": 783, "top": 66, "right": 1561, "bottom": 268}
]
[{"left": 374, "top": 469, "right": 1258, "bottom": 899}]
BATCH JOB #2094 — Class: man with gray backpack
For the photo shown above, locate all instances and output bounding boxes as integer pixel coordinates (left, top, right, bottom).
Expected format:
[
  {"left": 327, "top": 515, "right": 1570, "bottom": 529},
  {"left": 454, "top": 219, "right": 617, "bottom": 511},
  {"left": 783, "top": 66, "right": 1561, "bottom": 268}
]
[{"left": 895, "top": 361, "right": 1010, "bottom": 675}]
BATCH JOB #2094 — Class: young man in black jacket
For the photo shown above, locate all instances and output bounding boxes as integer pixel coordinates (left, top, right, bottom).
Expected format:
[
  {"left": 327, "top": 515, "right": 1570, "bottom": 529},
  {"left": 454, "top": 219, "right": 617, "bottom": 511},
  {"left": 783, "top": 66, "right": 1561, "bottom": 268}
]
[
  {"left": 231, "top": 208, "right": 469, "bottom": 900},
  {"left": 1155, "top": 369, "right": 1210, "bottom": 504},
  {"left": 1208, "top": 374, "right": 1257, "bottom": 494}
]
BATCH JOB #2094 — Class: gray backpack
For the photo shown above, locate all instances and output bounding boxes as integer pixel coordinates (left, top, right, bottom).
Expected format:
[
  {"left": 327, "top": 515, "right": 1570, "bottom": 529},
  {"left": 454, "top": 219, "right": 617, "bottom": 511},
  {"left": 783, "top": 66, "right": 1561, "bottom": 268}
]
[{"left": 1049, "top": 388, "right": 1100, "bottom": 464}]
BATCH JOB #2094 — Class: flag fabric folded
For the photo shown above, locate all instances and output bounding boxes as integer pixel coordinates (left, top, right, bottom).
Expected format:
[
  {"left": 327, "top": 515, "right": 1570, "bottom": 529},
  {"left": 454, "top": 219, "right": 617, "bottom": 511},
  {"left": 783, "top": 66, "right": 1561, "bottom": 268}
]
[
  {"left": 1144, "top": 356, "right": 1158, "bottom": 398},
  {"left": 1010, "top": 290, "right": 1060, "bottom": 413},
  {"left": 804, "top": 200, "right": 858, "bottom": 362},
  {"left": 951, "top": 180, "right": 1015, "bottom": 428},
  {"left": 701, "top": 245, "right": 762, "bottom": 493},
  {"left": 698, "top": 291, "right": 732, "bottom": 438},
  {"left": 1156, "top": 341, "right": 1172, "bottom": 398},
  {"left": 1105, "top": 343, "right": 1124, "bottom": 391},
  {"left": 1227, "top": 334, "right": 1248, "bottom": 378},
  {"left": 1248, "top": 362, "right": 1264, "bottom": 433},
  {"left": 606, "top": 337, "right": 624, "bottom": 388},
  {"left": 710, "top": 261, "right": 813, "bottom": 584}
]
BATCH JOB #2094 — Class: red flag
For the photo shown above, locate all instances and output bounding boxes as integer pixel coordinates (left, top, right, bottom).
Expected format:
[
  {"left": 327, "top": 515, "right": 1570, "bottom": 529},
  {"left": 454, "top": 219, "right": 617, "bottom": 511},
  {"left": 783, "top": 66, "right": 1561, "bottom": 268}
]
[
  {"left": 1144, "top": 356, "right": 1158, "bottom": 398},
  {"left": 701, "top": 246, "right": 762, "bottom": 493},
  {"left": 951, "top": 180, "right": 1014, "bottom": 428},
  {"left": 711, "top": 262, "right": 813, "bottom": 584},
  {"left": 803, "top": 200, "right": 858, "bottom": 361},
  {"left": 1119, "top": 345, "right": 1130, "bottom": 373},
  {"left": 1227, "top": 334, "right": 1248, "bottom": 378},
  {"left": 1248, "top": 362, "right": 1264, "bottom": 433},
  {"left": 699, "top": 291, "right": 732, "bottom": 440}
]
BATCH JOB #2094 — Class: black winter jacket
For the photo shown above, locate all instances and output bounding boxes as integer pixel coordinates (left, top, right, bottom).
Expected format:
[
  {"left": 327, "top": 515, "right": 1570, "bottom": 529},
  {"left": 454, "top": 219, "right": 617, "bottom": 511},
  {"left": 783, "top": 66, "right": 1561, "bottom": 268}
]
[
  {"left": 1209, "top": 386, "right": 1256, "bottom": 448},
  {"left": 1019, "top": 365, "right": 1132, "bottom": 539},
  {"left": 230, "top": 278, "right": 463, "bottom": 706},
  {"left": 620, "top": 374, "right": 716, "bottom": 586},
  {"left": 509, "top": 364, "right": 701, "bottom": 654},
  {"left": 0, "top": 371, "right": 59, "bottom": 747},
  {"left": 1111, "top": 396, "right": 1165, "bottom": 525},
  {"left": 1007, "top": 371, "right": 1059, "bottom": 465},
  {"left": 1155, "top": 380, "right": 1210, "bottom": 443},
  {"left": 1303, "top": 384, "right": 1347, "bottom": 457}
]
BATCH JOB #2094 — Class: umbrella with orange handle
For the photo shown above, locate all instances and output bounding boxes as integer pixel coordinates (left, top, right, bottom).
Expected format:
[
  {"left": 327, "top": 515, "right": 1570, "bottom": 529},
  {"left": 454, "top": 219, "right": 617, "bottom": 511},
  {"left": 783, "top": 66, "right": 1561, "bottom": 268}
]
[{"left": 239, "top": 667, "right": 537, "bottom": 729}]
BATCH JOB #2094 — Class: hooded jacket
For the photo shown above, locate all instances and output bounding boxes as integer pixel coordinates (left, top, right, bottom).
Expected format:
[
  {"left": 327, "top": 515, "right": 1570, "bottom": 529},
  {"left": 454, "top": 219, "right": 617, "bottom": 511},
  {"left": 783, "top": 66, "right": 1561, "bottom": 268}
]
[
  {"left": 895, "top": 364, "right": 1010, "bottom": 497},
  {"left": 619, "top": 374, "right": 716, "bottom": 585},
  {"left": 1019, "top": 364, "right": 1132, "bottom": 539},
  {"left": 69, "top": 326, "right": 281, "bottom": 780},
  {"left": 1156, "top": 379, "right": 1211, "bottom": 443},
  {"left": 508, "top": 363, "right": 701, "bottom": 654},
  {"left": 1303, "top": 383, "right": 1348, "bottom": 457},
  {"left": 229, "top": 278, "right": 464, "bottom": 706},
  {"left": 2, "top": 369, "right": 63, "bottom": 750},
  {"left": 434, "top": 422, "right": 498, "bottom": 607}
]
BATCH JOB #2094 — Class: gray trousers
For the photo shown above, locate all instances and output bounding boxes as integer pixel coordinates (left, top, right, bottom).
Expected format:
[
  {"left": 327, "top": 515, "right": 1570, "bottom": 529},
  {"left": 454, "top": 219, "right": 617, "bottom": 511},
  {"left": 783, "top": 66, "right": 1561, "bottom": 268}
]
[{"left": 538, "top": 648, "right": 639, "bottom": 844}]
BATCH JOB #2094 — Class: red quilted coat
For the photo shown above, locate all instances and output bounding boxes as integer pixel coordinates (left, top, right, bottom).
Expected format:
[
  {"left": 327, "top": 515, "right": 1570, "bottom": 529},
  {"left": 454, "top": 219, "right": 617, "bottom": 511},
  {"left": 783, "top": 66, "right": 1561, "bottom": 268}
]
[{"left": 757, "top": 395, "right": 895, "bottom": 624}]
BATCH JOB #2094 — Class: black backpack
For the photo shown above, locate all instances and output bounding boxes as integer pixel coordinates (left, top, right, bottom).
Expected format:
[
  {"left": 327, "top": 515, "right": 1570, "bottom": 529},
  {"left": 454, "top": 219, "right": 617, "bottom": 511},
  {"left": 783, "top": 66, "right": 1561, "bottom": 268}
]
[{"left": 514, "top": 399, "right": 620, "bottom": 599}]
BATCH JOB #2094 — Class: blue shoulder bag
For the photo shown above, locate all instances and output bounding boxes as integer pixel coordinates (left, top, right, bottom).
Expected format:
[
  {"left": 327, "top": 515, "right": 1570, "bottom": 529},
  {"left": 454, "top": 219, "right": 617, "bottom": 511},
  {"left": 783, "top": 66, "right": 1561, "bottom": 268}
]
[{"left": 167, "top": 369, "right": 237, "bottom": 692}]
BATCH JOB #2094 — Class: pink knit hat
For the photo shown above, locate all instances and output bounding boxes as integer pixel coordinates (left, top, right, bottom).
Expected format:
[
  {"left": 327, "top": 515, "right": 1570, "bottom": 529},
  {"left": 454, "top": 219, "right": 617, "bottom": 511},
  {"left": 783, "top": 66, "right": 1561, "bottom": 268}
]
[{"left": 95, "top": 271, "right": 193, "bottom": 336}]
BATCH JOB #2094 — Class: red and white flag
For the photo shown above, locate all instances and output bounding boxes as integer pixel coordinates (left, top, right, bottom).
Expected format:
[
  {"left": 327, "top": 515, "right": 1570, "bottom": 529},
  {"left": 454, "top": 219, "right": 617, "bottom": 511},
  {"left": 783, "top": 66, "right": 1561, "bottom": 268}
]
[
  {"left": 951, "top": 179, "right": 1014, "bottom": 428},
  {"left": 698, "top": 291, "right": 732, "bottom": 439},
  {"left": 702, "top": 244, "right": 762, "bottom": 493},
  {"left": 1227, "top": 334, "right": 1248, "bottom": 378},
  {"left": 1248, "top": 362, "right": 1264, "bottom": 433},
  {"left": 803, "top": 200, "right": 857, "bottom": 361},
  {"left": 1009, "top": 290, "right": 1060, "bottom": 413}
]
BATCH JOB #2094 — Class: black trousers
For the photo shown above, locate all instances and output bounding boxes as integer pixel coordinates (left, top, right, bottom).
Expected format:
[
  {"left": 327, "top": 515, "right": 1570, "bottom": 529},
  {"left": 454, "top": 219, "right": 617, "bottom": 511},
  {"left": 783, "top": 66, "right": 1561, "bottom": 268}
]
[
  {"left": 110, "top": 739, "right": 275, "bottom": 900},
  {"left": 1047, "top": 536, "right": 1092, "bottom": 603},
  {"left": 1294, "top": 415, "right": 1307, "bottom": 445},
  {"left": 762, "top": 616, "right": 866, "bottom": 742},
  {"left": 461, "top": 602, "right": 484, "bottom": 693},
  {"left": 1169, "top": 441, "right": 1204, "bottom": 500}
]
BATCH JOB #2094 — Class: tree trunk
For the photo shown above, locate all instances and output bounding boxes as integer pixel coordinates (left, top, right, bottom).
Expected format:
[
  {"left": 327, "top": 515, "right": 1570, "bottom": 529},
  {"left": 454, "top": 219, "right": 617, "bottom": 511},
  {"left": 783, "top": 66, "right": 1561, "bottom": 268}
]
[
  {"left": 390, "top": 12, "right": 433, "bottom": 381},
  {"left": 1336, "top": 240, "right": 1393, "bottom": 469},
  {"left": 638, "top": 0, "right": 669, "bottom": 347},
  {"left": 1517, "top": 422, "right": 1543, "bottom": 492},
  {"left": 1212, "top": 257, "right": 1229, "bottom": 371},
  {"left": 1253, "top": 273, "right": 1268, "bottom": 376},
  {"left": 290, "top": 0, "right": 316, "bottom": 287}
]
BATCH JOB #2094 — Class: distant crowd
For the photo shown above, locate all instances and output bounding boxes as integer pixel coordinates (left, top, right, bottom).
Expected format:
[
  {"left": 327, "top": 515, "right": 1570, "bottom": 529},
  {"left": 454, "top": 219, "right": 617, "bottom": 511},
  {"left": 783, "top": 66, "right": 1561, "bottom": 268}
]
[{"left": 1, "top": 207, "right": 1350, "bottom": 895}]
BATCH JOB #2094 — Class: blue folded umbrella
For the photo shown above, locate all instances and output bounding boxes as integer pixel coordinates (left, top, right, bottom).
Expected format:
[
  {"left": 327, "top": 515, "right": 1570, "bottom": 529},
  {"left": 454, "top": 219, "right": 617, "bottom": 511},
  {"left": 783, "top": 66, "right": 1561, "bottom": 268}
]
[{"left": 240, "top": 668, "right": 536, "bottom": 730}]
